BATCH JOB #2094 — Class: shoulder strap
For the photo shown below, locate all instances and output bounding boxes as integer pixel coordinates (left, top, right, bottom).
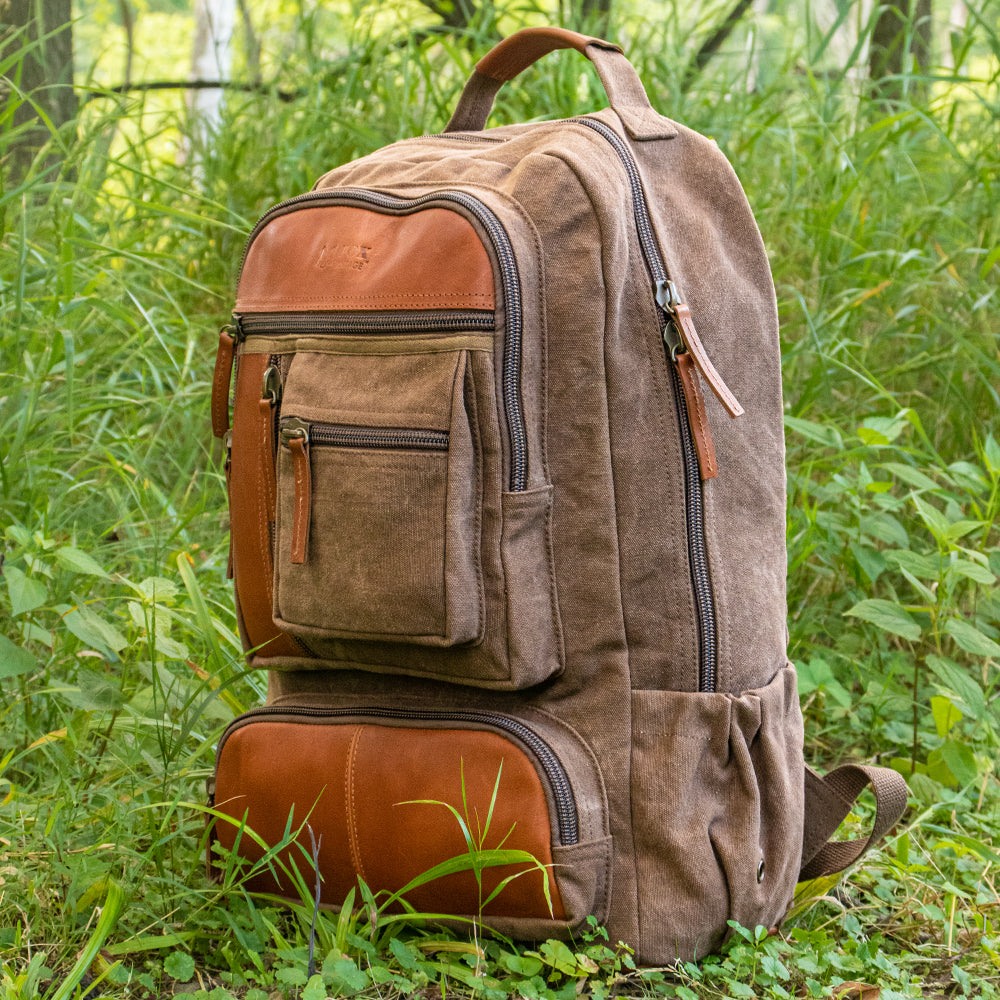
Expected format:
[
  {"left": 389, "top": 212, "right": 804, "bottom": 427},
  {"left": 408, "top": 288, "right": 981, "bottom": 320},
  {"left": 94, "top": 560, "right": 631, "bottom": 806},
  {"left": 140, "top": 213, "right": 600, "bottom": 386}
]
[{"left": 800, "top": 763, "right": 909, "bottom": 881}]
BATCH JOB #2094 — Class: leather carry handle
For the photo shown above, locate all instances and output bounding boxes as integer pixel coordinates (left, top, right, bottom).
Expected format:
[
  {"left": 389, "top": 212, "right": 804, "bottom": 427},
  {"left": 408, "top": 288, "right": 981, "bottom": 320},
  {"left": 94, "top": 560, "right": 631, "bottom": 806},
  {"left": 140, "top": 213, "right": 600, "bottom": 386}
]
[
  {"left": 445, "top": 27, "right": 677, "bottom": 141},
  {"left": 799, "top": 763, "right": 909, "bottom": 882}
]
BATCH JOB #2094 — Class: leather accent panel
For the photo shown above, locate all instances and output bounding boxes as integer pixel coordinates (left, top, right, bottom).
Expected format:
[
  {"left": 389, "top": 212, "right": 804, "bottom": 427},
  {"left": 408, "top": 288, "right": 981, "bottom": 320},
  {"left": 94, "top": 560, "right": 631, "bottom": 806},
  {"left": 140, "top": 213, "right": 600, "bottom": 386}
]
[
  {"left": 476, "top": 27, "right": 622, "bottom": 82},
  {"left": 213, "top": 721, "right": 566, "bottom": 919},
  {"left": 236, "top": 207, "right": 495, "bottom": 313},
  {"left": 230, "top": 352, "right": 302, "bottom": 658},
  {"left": 676, "top": 352, "right": 718, "bottom": 480},
  {"left": 673, "top": 302, "right": 744, "bottom": 418},
  {"left": 212, "top": 330, "right": 236, "bottom": 439}
]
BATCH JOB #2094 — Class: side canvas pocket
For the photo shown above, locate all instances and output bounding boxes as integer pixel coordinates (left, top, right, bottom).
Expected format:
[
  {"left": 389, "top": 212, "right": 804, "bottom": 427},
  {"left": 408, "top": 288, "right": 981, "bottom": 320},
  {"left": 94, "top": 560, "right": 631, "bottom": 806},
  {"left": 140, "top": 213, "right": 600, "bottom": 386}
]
[{"left": 630, "top": 664, "right": 804, "bottom": 963}]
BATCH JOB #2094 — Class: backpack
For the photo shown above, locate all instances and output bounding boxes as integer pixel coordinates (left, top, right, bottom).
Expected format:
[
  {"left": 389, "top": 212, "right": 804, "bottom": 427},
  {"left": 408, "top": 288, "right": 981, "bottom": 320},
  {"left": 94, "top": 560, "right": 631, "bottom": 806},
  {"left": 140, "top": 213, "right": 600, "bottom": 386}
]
[{"left": 207, "top": 27, "right": 908, "bottom": 963}]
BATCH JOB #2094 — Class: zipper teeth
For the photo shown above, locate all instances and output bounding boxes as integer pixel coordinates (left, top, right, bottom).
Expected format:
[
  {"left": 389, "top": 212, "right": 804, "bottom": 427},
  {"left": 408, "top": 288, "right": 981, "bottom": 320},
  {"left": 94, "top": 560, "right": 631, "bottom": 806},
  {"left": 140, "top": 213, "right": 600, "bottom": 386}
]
[
  {"left": 219, "top": 705, "right": 579, "bottom": 845},
  {"left": 294, "top": 423, "right": 449, "bottom": 452},
  {"left": 239, "top": 311, "right": 495, "bottom": 336},
  {"left": 239, "top": 190, "right": 527, "bottom": 492},
  {"left": 668, "top": 364, "right": 717, "bottom": 692},
  {"left": 569, "top": 116, "right": 718, "bottom": 694}
]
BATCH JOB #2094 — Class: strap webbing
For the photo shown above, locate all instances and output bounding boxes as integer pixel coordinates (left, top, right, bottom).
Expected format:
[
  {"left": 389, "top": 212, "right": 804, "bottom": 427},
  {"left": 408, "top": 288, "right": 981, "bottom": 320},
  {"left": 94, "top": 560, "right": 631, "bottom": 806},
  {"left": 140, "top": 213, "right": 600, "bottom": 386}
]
[{"left": 799, "top": 763, "right": 909, "bottom": 881}]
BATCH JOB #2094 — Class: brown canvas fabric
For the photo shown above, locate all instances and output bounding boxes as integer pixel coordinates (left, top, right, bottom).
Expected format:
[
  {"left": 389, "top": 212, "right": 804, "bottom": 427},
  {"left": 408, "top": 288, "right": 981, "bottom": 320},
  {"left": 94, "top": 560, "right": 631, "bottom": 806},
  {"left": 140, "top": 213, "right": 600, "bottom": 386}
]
[{"left": 211, "top": 27, "right": 908, "bottom": 964}]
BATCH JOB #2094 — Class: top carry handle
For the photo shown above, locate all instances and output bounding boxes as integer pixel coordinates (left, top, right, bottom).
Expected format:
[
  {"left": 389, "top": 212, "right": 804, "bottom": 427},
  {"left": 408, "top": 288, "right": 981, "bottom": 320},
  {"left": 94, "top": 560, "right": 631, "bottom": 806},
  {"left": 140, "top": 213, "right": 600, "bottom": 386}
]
[{"left": 444, "top": 27, "right": 677, "bottom": 141}]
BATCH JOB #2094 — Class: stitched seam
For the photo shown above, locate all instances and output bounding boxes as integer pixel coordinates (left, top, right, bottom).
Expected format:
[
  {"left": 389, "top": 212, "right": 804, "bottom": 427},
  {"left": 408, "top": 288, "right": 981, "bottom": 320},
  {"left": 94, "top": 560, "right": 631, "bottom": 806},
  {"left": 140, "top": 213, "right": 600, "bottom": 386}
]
[
  {"left": 292, "top": 443, "right": 307, "bottom": 559},
  {"left": 684, "top": 363, "right": 716, "bottom": 478},
  {"left": 345, "top": 726, "right": 367, "bottom": 883}
]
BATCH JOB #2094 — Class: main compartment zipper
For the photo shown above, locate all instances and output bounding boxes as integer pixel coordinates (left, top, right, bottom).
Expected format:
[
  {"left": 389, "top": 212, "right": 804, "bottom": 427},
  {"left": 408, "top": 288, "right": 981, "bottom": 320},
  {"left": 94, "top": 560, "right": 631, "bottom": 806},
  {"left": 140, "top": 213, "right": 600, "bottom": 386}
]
[
  {"left": 217, "top": 705, "right": 579, "bottom": 846},
  {"left": 238, "top": 189, "right": 528, "bottom": 491},
  {"left": 569, "top": 116, "right": 723, "bottom": 693}
]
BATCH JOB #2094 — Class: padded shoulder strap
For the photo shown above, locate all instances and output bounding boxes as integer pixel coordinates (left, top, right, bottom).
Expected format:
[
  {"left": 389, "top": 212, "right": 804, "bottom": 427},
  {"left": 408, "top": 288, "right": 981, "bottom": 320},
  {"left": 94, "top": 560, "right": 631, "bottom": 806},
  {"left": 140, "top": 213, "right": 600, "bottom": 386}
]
[{"left": 799, "top": 763, "right": 909, "bottom": 881}]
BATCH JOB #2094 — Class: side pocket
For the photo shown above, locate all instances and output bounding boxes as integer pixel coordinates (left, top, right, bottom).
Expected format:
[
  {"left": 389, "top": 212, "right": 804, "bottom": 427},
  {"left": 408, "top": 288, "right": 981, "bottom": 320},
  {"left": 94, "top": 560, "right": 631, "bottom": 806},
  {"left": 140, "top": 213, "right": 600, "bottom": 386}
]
[{"left": 630, "top": 664, "right": 804, "bottom": 963}]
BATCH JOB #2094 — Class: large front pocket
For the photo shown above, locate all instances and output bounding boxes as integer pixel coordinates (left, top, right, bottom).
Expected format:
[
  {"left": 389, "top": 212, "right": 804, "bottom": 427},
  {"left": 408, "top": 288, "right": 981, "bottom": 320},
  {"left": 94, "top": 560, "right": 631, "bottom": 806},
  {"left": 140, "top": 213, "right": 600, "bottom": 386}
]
[
  {"left": 273, "top": 348, "right": 481, "bottom": 647},
  {"left": 208, "top": 704, "right": 611, "bottom": 936}
]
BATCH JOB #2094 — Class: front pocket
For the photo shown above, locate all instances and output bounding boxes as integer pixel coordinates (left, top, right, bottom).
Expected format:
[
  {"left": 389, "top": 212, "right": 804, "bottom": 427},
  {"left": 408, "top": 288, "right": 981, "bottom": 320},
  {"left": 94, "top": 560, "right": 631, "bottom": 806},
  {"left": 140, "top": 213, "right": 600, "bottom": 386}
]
[
  {"left": 273, "top": 349, "right": 481, "bottom": 647},
  {"left": 209, "top": 705, "right": 610, "bottom": 933}
]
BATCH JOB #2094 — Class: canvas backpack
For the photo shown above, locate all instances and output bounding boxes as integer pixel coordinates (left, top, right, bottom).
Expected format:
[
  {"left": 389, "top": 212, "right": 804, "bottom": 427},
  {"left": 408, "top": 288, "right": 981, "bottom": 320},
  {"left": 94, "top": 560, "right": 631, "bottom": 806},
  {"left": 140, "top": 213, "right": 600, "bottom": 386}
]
[{"left": 207, "top": 27, "right": 908, "bottom": 963}]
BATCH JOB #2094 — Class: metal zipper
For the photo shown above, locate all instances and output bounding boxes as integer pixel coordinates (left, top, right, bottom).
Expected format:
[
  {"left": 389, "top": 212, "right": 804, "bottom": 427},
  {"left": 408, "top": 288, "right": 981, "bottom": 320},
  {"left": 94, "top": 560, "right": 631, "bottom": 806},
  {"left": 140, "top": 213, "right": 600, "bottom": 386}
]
[
  {"left": 569, "top": 116, "right": 718, "bottom": 693},
  {"left": 280, "top": 417, "right": 449, "bottom": 453},
  {"left": 238, "top": 190, "right": 528, "bottom": 491},
  {"left": 217, "top": 705, "right": 579, "bottom": 846},
  {"left": 237, "top": 310, "right": 495, "bottom": 337}
]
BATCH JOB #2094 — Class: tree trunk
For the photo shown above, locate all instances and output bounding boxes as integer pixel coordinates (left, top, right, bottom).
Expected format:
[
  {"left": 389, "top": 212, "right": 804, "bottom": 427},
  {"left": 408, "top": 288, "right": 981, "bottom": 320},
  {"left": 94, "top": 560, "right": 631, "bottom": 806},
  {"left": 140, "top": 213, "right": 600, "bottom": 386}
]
[
  {"left": 868, "top": 0, "right": 934, "bottom": 101},
  {"left": 0, "top": 0, "right": 76, "bottom": 180},
  {"left": 188, "top": 0, "right": 236, "bottom": 131}
]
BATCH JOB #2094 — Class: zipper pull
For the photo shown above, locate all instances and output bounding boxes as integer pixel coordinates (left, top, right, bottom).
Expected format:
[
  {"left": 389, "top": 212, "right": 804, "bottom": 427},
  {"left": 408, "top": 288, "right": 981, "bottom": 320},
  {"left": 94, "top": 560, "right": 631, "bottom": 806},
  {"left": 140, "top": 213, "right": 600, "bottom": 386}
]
[
  {"left": 281, "top": 419, "right": 311, "bottom": 565},
  {"left": 211, "top": 323, "right": 238, "bottom": 440},
  {"left": 224, "top": 430, "right": 235, "bottom": 578},
  {"left": 656, "top": 281, "right": 745, "bottom": 418}
]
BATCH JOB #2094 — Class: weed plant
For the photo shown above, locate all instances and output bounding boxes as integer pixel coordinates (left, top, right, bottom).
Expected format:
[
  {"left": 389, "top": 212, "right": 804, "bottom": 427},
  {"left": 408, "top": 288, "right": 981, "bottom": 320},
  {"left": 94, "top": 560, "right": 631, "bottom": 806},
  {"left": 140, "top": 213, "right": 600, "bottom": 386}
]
[{"left": 1, "top": 1, "right": 999, "bottom": 997}]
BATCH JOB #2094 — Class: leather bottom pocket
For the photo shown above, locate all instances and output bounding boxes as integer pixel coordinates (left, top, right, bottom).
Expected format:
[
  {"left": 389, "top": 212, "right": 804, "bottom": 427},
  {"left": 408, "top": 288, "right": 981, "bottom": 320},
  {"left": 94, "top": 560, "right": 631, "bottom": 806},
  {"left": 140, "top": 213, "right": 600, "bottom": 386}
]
[
  {"left": 209, "top": 707, "right": 607, "bottom": 926},
  {"left": 630, "top": 664, "right": 804, "bottom": 963}
]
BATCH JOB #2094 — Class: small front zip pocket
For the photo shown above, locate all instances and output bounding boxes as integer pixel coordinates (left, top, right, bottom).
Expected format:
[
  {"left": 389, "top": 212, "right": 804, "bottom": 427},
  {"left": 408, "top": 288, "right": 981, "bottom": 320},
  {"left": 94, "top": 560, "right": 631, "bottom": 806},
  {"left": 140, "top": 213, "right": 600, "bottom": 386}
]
[
  {"left": 208, "top": 703, "right": 612, "bottom": 930},
  {"left": 273, "top": 348, "right": 481, "bottom": 648}
]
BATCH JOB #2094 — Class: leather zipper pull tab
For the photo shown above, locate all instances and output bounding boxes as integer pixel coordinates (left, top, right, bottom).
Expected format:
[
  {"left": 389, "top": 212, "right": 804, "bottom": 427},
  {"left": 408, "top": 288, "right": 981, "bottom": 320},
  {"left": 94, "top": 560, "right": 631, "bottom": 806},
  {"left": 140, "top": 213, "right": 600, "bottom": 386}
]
[
  {"left": 211, "top": 325, "right": 238, "bottom": 439},
  {"left": 224, "top": 430, "right": 235, "bottom": 579},
  {"left": 657, "top": 280, "right": 745, "bottom": 419},
  {"left": 675, "top": 353, "right": 718, "bottom": 480},
  {"left": 282, "top": 420, "right": 311, "bottom": 564}
]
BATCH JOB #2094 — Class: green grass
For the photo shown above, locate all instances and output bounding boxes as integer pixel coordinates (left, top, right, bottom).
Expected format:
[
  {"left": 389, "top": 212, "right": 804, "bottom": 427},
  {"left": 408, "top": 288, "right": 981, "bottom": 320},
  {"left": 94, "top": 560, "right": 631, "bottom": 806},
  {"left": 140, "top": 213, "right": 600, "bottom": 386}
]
[{"left": 1, "top": 1, "right": 999, "bottom": 997}]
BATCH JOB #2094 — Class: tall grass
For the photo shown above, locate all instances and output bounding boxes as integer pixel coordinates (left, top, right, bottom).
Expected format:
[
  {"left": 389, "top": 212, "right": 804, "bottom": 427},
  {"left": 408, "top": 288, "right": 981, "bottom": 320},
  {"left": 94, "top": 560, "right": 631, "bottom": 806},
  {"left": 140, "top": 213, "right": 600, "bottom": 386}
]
[{"left": 1, "top": 1, "right": 999, "bottom": 996}]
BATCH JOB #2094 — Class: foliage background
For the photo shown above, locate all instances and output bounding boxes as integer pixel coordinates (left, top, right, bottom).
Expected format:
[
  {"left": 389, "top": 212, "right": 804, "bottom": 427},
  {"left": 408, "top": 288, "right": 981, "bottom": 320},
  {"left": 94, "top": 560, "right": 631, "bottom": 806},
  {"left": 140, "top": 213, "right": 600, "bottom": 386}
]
[{"left": 1, "top": 0, "right": 998, "bottom": 997}]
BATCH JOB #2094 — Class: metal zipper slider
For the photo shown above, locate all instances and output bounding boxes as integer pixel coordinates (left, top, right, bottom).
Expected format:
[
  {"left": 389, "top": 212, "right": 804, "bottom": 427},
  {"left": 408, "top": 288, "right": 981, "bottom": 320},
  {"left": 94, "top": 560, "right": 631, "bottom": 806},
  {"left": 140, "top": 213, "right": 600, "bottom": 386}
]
[
  {"left": 656, "top": 279, "right": 745, "bottom": 419},
  {"left": 262, "top": 365, "right": 283, "bottom": 405}
]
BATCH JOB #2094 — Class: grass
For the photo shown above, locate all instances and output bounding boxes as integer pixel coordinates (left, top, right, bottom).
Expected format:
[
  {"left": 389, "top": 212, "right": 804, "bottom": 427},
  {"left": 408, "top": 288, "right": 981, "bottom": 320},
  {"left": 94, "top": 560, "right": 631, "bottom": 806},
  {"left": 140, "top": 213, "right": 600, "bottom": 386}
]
[{"left": 1, "top": 0, "right": 999, "bottom": 997}]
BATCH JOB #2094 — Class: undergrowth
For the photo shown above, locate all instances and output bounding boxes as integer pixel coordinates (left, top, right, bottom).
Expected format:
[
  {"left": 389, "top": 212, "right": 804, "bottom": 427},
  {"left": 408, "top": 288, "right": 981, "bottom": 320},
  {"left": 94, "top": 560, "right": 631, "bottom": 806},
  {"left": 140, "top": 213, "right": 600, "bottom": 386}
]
[{"left": 1, "top": 0, "right": 999, "bottom": 997}]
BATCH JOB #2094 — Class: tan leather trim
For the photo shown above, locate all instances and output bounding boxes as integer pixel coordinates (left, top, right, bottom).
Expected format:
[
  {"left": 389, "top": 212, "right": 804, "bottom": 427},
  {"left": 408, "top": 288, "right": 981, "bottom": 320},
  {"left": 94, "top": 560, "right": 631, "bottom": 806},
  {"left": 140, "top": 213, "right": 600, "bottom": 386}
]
[
  {"left": 673, "top": 302, "right": 744, "bottom": 418},
  {"left": 211, "top": 330, "right": 235, "bottom": 439},
  {"left": 236, "top": 206, "right": 494, "bottom": 313},
  {"left": 476, "top": 27, "right": 622, "bottom": 83},
  {"left": 676, "top": 352, "right": 718, "bottom": 480},
  {"left": 288, "top": 437, "right": 311, "bottom": 564},
  {"left": 213, "top": 721, "right": 566, "bottom": 920},
  {"left": 230, "top": 352, "right": 302, "bottom": 658}
]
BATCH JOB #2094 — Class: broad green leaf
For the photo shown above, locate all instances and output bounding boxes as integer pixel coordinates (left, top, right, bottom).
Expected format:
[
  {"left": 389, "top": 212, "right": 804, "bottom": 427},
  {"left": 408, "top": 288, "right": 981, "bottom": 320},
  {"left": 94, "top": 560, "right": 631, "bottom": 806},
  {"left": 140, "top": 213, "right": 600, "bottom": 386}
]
[
  {"left": 926, "top": 655, "right": 987, "bottom": 718},
  {"left": 881, "top": 462, "right": 938, "bottom": 491},
  {"left": 539, "top": 940, "right": 580, "bottom": 976},
  {"left": 845, "top": 599, "right": 921, "bottom": 641},
  {"left": 163, "top": 952, "right": 195, "bottom": 983},
  {"left": 984, "top": 434, "right": 1000, "bottom": 475},
  {"left": 783, "top": 415, "right": 843, "bottom": 449},
  {"left": 5, "top": 566, "right": 48, "bottom": 617},
  {"left": 63, "top": 606, "right": 127, "bottom": 656},
  {"left": 945, "top": 519, "right": 985, "bottom": 541},
  {"left": 933, "top": 740, "right": 978, "bottom": 786},
  {"left": 849, "top": 542, "right": 886, "bottom": 584},
  {"left": 388, "top": 937, "right": 420, "bottom": 971},
  {"left": 322, "top": 957, "right": 367, "bottom": 993},
  {"left": 947, "top": 461, "right": 987, "bottom": 491},
  {"left": 912, "top": 495, "right": 950, "bottom": 539},
  {"left": 944, "top": 618, "right": 1000, "bottom": 657},
  {"left": 54, "top": 546, "right": 109, "bottom": 578},
  {"left": 886, "top": 549, "right": 941, "bottom": 579},
  {"left": 949, "top": 559, "right": 995, "bottom": 585},
  {"left": 302, "top": 974, "right": 326, "bottom": 1000},
  {"left": 135, "top": 577, "right": 179, "bottom": 602},
  {"left": 501, "top": 952, "right": 544, "bottom": 977},
  {"left": 860, "top": 512, "right": 908, "bottom": 548},
  {"left": 930, "top": 695, "right": 962, "bottom": 737},
  {"left": 0, "top": 634, "right": 37, "bottom": 679}
]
